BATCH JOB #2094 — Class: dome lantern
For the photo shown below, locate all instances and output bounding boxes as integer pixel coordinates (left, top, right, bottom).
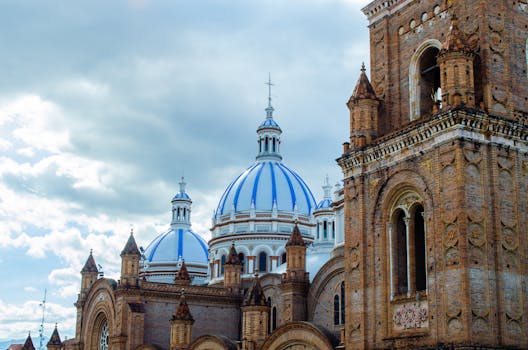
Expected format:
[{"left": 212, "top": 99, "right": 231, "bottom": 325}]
[
  {"left": 171, "top": 177, "right": 192, "bottom": 229},
  {"left": 256, "top": 74, "right": 283, "bottom": 162}
]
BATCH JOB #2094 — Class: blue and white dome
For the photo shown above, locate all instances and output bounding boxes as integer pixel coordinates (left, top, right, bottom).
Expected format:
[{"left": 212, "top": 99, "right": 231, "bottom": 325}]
[
  {"left": 144, "top": 228, "right": 208, "bottom": 266},
  {"left": 141, "top": 178, "right": 209, "bottom": 284},
  {"left": 215, "top": 161, "right": 316, "bottom": 218}
]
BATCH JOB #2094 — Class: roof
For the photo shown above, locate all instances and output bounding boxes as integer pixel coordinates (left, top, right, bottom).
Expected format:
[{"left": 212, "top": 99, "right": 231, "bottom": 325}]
[
  {"left": 121, "top": 232, "right": 141, "bottom": 256},
  {"left": 258, "top": 117, "right": 281, "bottom": 131},
  {"left": 81, "top": 251, "right": 98, "bottom": 273},
  {"left": 315, "top": 198, "right": 332, "bottom": 210},
  {"left": 349, "top": 64, "right": 377, "bottom": 102},
  {"left": 172, "top": 192, "right": 191, "bottom": 201},
  {"left": 143, "top": 227, "right": 209, "bottom": 266},
  {"left": 47, "top": 326, "right": 62, "bottom": 346},
  {"left": 286, "top": 224, "right": 306, "bottom": 247},
  {"left": 214, "top": 161, "right": 316, "bottom": 218},
  {"left": 243, "top": 275, "right": 268, "bottom": 306},
  {"left": 441, "top": 14, "right": 472, "bottom": 53},
  {"left": 21, "top": 334, "right": 34, "bottom": 350},
  {"left": 175, "top": 261, "right": 191, "bottom": 282}
]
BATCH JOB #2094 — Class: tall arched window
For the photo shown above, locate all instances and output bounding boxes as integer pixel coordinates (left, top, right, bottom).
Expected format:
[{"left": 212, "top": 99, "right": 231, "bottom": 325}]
[
  {"left": 220, "top": 255, "right": 226, "bottom": 275},
  {"left": 272, "top": 306, "right": 277, "bottom": 330},
  {"left": 281, "top": 252, "right": 287, "bottom": 264},
  {"left": 390, "top": 192, "right": 427, "bottom": 298},
  {"left": 333, "top": 295, "right": 340, "bottom": 325},
  {"left": 238, "top": 252, "right": 245, "bottom": 273},
  {"left": 340, "top": 281, "right": 345, "bottom": 324},
  {"left": 323, "top": 221, "right": 328, "bottom": 239},
  {"left": 258, "top": 251, "right": 267, "bottom": 272},
  {"left": 99, "top": 321, "right": 109, "bottom": 350}
]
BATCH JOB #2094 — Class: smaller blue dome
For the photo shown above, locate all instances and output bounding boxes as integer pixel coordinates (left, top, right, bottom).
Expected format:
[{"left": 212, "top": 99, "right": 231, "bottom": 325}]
[
  {"left": 258, "top": 118, "right": 281, "bottom": 130},
  {"left": 173, "top": 192, "right": 191, "bottom": 201},
  {"left": 144, "top": 228, "right": 208, "bottom": 265},
  {"left": 316, "top": 198, "right": 332, "bottom": 210}
]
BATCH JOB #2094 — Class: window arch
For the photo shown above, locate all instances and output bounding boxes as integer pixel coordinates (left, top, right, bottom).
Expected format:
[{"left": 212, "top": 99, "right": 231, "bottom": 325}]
[
  {"left": 409, "top": 40, "right": 442, "bottom": 120},
  {"left": 220, "top": 255, "right": 226, "bottom": 275},
  {"left": 389, "top": 191, "right": 427, "bottom": 298},
  {"left": 258, "top": 251, "right": 268, "bottom": 272}
]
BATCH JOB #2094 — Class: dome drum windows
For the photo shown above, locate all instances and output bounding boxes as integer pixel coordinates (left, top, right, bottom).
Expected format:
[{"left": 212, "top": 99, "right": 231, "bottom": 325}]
[{"left": 389, "top": 192, "right": 427, "bottom": 299}]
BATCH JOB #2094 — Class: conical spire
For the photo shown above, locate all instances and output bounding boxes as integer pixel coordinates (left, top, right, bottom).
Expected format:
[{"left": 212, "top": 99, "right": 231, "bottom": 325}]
[
  {"left": 441, "top": 14, "right": 472, "bottom": 53},
  {"left": 243, "top": 274, "right": 267, "bottom": 306},
  {"left": 175, "top": 260, "right": 191, "bottom": 283},
  {"left": 225, "top": 243, "right": 241, "bottom": 265},
  {"left": 349, "top": 63, "right": 377, "bottom": 102},
  {"left": 21, "top": 333, "right": 35, "bottom": 350},
  {"left": 172, "top": 289, "right": 194, "bottom": 321},
  {"left": 47, "top": 325, "right": 62, "bottom": 346},
  {"left": 286, "top": 223, "right": 305, "bottom": 247},
  {"left": 121, "top": 229, "right": 141, "bottom": 256},
  {"left": 81, "top": 250, "right": 98, "bottom": 273}
]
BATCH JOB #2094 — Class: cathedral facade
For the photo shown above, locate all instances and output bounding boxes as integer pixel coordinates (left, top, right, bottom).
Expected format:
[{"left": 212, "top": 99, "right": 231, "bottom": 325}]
[{"left": 49, "top": 0, "right": 527, "bottom": 349}]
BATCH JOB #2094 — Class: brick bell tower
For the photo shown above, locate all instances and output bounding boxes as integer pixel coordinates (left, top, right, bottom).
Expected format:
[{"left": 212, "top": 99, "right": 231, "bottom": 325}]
[{"left": 339, "top": 0, "right": 528, "bottom": 349}]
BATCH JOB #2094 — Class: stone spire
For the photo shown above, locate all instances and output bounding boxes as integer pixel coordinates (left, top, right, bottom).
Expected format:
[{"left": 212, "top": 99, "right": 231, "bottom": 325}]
[
  {"left": 175, "top": 260, "right": 191, "bottom": 285},
  {"left": 286, "top": 222, "right": 305, "bottom": 247},
  {"left": 21, "top": 333, "right": 35, "bottom": 350},
  {"left": 80, "top": 250, "right": 99, "bottom": 298},
  {"left": 81, "top": 250, "right": 98, "bottom": 273},
  {"left": 243, "top": 274, "right": 267, "bottom": 307},
  {"left": 173, "top": 290, "right": 194, "bottom": 321},
  {"left": 241, "top": 274, "right": 270, "bottom": 348},
  {"left": 349, "top": 63, "right": 378, "bottom": 102},
  {"left": 121, "top": 229, "right": 141, "bottom": 256},
  {"left": 441, "top": 14, "right": 472, "bottom": 53},
  {"left": 47, "top": 325, "right": 62, "bottom": 350}
]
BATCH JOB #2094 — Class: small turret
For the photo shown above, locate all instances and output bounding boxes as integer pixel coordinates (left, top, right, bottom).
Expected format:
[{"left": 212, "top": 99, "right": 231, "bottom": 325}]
[
  {"left": 241, "top": 274, "right": 270, "bottom": 350},
  {"left": 80, "top": 250, "right": 98, "bottom": 299},
  {"left": 120, "top": 229, "right": 141, "bottom": 288},
  {"left": 280, "top": 223, "right": 309, "bottom": 322},
  {"left": 347, "top": 63, "right": 380, "bottom": 148},
  {"left": 437, "top": 14, "right": 476, "bottom": 109},
  {"left": 223, "top": 243, "right": 242, "bottom": 293},
  {"left": 46, "top": 325, "right": 62, "bottom": 350},
  {"left": 21, "top": 333, "right": 35, "bottom": 350},
  {"left": 170, "top": 289, "right": 194, "bottom": 350},
  {"left": 174, "top": 260, "right": 191, "bottom": 285}
]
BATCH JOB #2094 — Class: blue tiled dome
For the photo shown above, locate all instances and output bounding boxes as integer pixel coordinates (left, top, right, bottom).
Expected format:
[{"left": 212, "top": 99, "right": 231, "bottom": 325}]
[
  {"left": 215, "top": 161, "right": 316, "bottom": 218},
  {"left": 316, "top": 198, "right": 332, "bottom": 210},
  {"left": 144, "top": 228, "right": 208, "bottom": 265},
  {"left": 172, "top": 192, "right": 191, "bottom": 201},
  {"left": 258, "top": 118, "right": 281, "bottom": 130}
]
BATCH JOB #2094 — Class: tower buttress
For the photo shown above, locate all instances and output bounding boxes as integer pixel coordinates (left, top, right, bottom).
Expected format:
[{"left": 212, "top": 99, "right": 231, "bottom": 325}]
[
  {"left": 241, "top": 274, "right": 270, "bottom": 350},
  {"left": 347, "top": 63, "right": 380, "bottom": 149},
  {"left": 120, "top": 229, "right": 141, "bottom": 288},
  {"left": 223, "top": 243, "right": 242, "bottom": 293},
  {"left": 437, "top": 14, "right": 476, "bottom": 109},
  {"left": 280, "top": 223, "right": 309, "bottom": 322},
  {"left": 170, "top": 289, "right": 194, "bottom": 350}
]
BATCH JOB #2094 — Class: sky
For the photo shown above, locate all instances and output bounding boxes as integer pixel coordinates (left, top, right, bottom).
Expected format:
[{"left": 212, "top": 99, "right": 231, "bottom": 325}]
[{"left": 0, "top": 0, "right": 371, "bottom": 343}]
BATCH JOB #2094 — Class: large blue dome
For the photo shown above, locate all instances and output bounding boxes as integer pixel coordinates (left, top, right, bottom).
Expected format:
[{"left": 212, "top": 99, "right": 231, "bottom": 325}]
[
  {"left": 144, "top": 228, "right": 208, "bottom": 265},
  {"left": 215, "top": 161, "right": 316, "bottom": 218}
]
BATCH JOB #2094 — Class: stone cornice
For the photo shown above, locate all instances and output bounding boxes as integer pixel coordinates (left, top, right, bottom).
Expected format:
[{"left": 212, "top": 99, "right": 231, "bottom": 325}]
[
  {"left": 337, "top": 109, "right": 528, "bottom": 177},
  {"left": 361, "top": 0, "right": 413, "bottom": 24}
]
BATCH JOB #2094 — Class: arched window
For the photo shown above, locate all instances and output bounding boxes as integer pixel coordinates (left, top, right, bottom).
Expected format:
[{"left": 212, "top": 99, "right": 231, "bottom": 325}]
[
  {"left": 333, "top": 295, "right": 340, "bottom": 325},
  {"left": 220, "top": 255, "right": 226, "bottom": 275},
  {"left": 272, "top": 137, "right": 276, "bottom": 152},
  {"left": 238, "top": 252, "right": 245, "bottom": 273},
  {"left": 323, "top": 221, "right": 328, "bottom": 239},
  {"left": 281, "top": 252, "right": 287, "bottom": 264},
  {"left": 258, "top": 251, "right": 267, "bottom": 272},
  {"left": 272, "top": 306, "right": 277, "bottom": 330},
  {"left": 340, "top": 281, "right": 345, "bottom": 324},
  {"left": 409, "top": 40, "right": 442, "bottom": 120},
  {"left": 99, "top": 321, "right": 109, "bottom": 350},
  {"left": 316, "top": 222, "right": 320, "bottom": 239},
  {"left": 265, "top": 137, "right": 269, "bottom": 152},
  {"left": 390, "top": 192, "right": 427, "bottom": 298},
  {"left": 332, "top": 221, "right": 336, "bottom": 239}
]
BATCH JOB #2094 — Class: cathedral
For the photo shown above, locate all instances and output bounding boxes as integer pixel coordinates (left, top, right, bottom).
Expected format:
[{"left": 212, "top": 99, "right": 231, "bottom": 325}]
[{"left": 41, "top": 0, "right": 527, "bottom": 349}]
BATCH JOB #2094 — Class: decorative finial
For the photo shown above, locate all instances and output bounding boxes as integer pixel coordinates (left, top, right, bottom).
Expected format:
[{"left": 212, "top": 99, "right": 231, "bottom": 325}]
[
  {"left": 361, "top": 62, "right": 366, "bottom": 72},
  {"left": 89, "top": 248, "right": 93, "bottom": 255},
  {"left": 179, "top": 176, "right": 186, "bottom": 193},
  {"left": 130, "top": 227, "right": 134, "bottom": 235},
  {"left": 266, "top": 73, "right": 274, "bottom": 106}
]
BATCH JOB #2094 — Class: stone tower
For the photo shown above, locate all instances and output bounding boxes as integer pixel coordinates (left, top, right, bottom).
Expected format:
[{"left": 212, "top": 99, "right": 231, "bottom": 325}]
[
  {"left": 80, "top": 250, "right": 98, "bottom": 299},
  {"left": 223, "top": 243, "right": 242, "bottom": 293},
  {"left": 339, "top": 0, "right": 528, "bottom": 349},
  {"left": 279, "top": 223, "right": 309, "bottom": 323},
  {"left": 119, "top": 229, "right": 141, "bottom": 288},
  {"left": 170, "top": 289, "right": 194, "bottom": 350},
  {"left": 241, "top": 274, "right": 270, "bottom": 350}
]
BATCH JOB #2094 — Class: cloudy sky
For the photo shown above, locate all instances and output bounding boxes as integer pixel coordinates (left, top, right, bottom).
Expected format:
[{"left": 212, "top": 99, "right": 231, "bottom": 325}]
[{"left": 0, "top": 0, "right": 371, "bottom": 342}]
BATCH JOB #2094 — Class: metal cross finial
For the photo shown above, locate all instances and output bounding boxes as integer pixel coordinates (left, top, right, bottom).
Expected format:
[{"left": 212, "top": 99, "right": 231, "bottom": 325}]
[{"left": 265, "top": 73, "right": 274, "bottom": 106}]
